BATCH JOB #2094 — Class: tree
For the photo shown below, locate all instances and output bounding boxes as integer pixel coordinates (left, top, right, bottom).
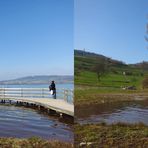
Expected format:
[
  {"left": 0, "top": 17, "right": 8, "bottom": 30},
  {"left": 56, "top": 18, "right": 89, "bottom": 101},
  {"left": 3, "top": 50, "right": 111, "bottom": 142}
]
[{"left": 93, "top": 59, "right": 108, "bottom": 82}]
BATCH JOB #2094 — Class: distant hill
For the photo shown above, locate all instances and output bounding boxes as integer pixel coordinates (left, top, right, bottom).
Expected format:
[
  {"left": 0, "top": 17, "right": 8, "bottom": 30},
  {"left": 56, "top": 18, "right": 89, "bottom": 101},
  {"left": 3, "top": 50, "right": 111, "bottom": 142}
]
[
  {"left": 75, "top": 49, "right": 127, "bottom": 72},
  {"left": 74, "top": 49, "right": 148, "bottom": 72},
  {"left": 0, "top": 75, "right": 73, "bottom": 85}
]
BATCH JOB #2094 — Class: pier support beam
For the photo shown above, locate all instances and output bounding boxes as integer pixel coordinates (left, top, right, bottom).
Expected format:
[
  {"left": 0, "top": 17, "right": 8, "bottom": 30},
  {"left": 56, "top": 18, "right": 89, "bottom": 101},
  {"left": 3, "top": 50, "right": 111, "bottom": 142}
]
[
  {"left": 60, "top": 113, "right": 63, "bottom": 118},
  {"left": 47, "top": 109, "right": 50, "bottom": 114},
  {"left": 38, "top": 105, "right": 41, "bottom": 110}
]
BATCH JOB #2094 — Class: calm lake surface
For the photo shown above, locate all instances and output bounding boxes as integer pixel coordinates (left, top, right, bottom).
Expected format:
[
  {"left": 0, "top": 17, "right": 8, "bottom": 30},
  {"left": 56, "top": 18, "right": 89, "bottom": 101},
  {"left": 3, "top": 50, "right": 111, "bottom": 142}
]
[
  {"left": 0, "top": 105, "right": 73, "bottom": 142},
  {"left": 76, "top": 100, "right": 148, "bottom": 125}
]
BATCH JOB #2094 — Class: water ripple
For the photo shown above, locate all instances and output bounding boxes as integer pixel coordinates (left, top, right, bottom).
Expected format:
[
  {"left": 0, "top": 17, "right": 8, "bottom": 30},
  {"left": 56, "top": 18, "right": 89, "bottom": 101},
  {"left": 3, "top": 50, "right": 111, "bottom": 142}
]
[{"left": 0, "top": 105, "right": 73, "bottom": 142}]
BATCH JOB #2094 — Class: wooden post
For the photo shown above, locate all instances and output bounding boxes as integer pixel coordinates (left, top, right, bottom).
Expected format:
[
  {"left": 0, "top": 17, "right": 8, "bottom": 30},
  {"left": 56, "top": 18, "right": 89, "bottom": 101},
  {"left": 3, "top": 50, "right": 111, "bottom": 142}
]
[
  {"left": 47, "top": 108, "right": 51, "bottom": 114},
  {"left": 38, "top": 105, "right": 40, "bottom": 110},
  {"left": 60, "top": 113, "right": 63, "bottom": 118}
]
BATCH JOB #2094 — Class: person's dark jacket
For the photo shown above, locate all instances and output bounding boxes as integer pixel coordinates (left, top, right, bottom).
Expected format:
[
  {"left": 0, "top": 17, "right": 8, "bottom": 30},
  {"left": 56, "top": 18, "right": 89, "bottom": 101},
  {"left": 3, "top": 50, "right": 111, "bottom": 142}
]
[{"left": 49, "top": 83, "right": 56, "bottom": 90}]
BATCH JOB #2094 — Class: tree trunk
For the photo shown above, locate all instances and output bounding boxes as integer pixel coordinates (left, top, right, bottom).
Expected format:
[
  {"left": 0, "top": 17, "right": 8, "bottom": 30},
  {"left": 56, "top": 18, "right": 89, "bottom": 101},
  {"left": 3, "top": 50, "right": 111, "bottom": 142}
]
[{"left": 97, "top": 74, "right": 100, "bottom": 82}]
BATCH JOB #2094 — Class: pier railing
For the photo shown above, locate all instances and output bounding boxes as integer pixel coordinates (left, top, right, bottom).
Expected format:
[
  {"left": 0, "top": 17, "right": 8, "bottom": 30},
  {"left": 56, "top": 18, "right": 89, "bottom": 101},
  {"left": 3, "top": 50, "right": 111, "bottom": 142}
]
[{"left": 0, "top": 88, "right": 73, "bottom": 104}]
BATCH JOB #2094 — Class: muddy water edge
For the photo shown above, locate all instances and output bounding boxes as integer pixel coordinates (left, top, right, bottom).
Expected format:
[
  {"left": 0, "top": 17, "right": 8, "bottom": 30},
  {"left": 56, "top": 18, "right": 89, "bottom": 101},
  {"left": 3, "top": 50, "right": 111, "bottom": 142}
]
[{"left": 75, "top": 99, "right": 148, "bottom": 125}]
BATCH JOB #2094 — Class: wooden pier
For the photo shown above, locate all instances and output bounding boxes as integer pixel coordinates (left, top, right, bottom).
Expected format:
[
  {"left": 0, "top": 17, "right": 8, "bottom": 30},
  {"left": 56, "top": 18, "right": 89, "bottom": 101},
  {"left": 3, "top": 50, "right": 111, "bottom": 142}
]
[{"left": 0, "top": 88, "right": 74, "bottom": 117}]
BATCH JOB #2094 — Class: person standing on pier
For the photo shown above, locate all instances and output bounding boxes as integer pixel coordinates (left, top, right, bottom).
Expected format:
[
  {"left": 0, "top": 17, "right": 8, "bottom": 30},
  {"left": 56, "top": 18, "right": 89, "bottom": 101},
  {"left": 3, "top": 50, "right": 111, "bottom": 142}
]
[{"left": 49, "top": 81, "right": 56, "bottom": 99}]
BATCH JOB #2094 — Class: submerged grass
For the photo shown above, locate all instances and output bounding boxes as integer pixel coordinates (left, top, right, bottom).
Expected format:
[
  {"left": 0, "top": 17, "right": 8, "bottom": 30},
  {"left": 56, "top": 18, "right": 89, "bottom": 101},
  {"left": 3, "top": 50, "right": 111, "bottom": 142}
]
[
  {"left": 0, "top": 137, "right": 73, "bottom": 148},
  {"left": 75, "top": 123, "right": 148, "bottom": 148},
  {"left": 75, "top": 86, "right": 148, "bottom": 106}
]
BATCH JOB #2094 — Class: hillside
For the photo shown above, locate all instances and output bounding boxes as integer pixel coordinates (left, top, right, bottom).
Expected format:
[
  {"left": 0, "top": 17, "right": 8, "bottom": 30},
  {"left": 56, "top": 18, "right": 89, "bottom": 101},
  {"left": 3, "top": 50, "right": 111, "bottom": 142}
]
[
  {"left": 75, "top": 50, "right": 128, "bottom": 73},
  {"left": 75, "top": 49, "right": 148, "bottom": 88},
  {"left": 0, "top": 75, "right": 73, "bottom": 85}
]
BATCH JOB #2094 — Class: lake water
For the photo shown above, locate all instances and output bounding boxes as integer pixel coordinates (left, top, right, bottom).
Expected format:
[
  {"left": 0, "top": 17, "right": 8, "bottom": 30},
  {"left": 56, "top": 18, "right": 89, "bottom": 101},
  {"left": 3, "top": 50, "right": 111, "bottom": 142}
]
[
  {"left": 76, "top": 100, "right": 148, "bottom": 125},
  {"left": 0, "top": 83, "right": 73, "bottom": 89},
  {"left": 0, "top": 105, "right": 73, "bottom": 142}
]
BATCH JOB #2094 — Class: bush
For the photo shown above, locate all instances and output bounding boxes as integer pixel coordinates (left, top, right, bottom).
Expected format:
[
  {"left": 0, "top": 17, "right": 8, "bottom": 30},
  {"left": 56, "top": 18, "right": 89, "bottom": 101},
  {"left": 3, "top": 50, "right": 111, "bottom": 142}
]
[{"left": 142, "top": 76, "right": 148, "bottom": 89}]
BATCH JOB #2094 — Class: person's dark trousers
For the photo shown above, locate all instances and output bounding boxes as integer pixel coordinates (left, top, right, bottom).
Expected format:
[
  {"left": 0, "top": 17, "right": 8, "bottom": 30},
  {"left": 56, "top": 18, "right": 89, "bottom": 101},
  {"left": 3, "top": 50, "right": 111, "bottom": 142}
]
[{"left": 53, "top": 90, "right": 56, "bottom": 99}]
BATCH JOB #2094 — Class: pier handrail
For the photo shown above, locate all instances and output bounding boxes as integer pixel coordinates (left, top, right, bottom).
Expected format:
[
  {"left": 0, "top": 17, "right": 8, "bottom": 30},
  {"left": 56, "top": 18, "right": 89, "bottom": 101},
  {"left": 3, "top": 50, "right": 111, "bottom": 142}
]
[{"left": 0, "top": 88, "right": 73, "bottom": 104}]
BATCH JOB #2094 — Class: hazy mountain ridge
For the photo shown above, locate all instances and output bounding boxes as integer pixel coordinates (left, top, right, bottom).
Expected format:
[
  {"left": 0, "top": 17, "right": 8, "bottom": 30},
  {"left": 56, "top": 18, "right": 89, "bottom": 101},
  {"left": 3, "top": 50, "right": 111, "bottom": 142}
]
[{"left": 0, "top": 75, "right": 73, "bottom": 85}]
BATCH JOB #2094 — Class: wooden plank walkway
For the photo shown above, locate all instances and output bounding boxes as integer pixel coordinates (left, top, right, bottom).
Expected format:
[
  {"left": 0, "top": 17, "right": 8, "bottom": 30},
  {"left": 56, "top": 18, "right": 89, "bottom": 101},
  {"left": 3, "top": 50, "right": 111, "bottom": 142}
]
[{"left": 0, "top": 97, "right": 74, "bottom": 117}]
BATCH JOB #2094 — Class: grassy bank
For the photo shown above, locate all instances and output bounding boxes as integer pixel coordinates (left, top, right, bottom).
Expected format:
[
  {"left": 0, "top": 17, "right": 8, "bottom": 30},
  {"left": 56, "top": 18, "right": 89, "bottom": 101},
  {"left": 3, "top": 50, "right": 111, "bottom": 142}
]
[
  {"left": 75, "top": 123, "right": 148, "bottom": 148},
  {"left": 75, "top": 51, "right": 148, "bottom": 89},
  {"left": 0, "top": 137, "right": 73, "bottom": 148}
]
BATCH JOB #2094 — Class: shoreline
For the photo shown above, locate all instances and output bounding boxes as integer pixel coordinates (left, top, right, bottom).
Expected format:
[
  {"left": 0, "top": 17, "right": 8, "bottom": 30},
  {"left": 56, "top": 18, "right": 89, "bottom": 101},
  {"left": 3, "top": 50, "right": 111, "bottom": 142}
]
[
  {"left": 75, "top": 122, "right": 148, "bottom": 147},
  {"left": 0, "top": 137, "right": 74, "bottom": 148}
]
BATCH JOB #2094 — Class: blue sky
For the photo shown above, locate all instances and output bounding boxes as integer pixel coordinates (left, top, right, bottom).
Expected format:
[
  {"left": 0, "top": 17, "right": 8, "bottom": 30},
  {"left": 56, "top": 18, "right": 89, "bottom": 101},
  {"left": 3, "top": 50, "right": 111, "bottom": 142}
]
[
  {"left": 75, "top": 0, "right": 148, "bottom": 64},
  {"left": 0, "top": 0, "right": 73, "bottom": 80}
]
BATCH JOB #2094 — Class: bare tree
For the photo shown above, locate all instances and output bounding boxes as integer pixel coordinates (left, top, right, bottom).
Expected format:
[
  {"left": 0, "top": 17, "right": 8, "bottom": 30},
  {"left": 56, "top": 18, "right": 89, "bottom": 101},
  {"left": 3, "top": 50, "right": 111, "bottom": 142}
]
[{"left": 93, "top": 59, "right": 108, "bottom": 82}]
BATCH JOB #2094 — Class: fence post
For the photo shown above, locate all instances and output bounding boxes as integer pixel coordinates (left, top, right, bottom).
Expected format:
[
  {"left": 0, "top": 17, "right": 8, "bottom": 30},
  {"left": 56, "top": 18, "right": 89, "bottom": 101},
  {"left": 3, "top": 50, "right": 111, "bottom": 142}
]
[
  {"left": 3, "top": 88, "right": 5, "bottom": 98},
  {"left": 21, "top": 88, "right": 23, "bottom": 97},
  {"left": 71, "top": 90, "right": 73, "bottom": 104},
  {"left": 64, "top": 90, "right": 68, "bottom": 102},
  {"left": 42, "top": 88, "right": 44, "bottom": 98}
]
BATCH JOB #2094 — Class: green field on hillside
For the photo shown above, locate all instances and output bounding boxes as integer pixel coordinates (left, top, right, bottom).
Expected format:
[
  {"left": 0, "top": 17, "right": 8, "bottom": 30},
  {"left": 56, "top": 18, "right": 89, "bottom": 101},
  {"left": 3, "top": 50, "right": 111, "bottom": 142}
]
[
  {"left": 75, "top": 70, "right": 144, "bottom": 88},
  {"left": 75, "top": 54, "right": 147, "bottom": 90}
]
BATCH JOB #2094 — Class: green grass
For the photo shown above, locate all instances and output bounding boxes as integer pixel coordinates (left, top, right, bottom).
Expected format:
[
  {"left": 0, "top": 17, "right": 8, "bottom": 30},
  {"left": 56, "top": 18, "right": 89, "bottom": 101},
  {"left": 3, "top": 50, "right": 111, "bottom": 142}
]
[
  {"left": 75, "top": 123, "right": 148, "bottom": 148},
  {"left": 0, "top": 137, "right": 73, "bottom": 148},
  {"left": 75, "top": 70, "right": 144, "bottom": 89}
]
